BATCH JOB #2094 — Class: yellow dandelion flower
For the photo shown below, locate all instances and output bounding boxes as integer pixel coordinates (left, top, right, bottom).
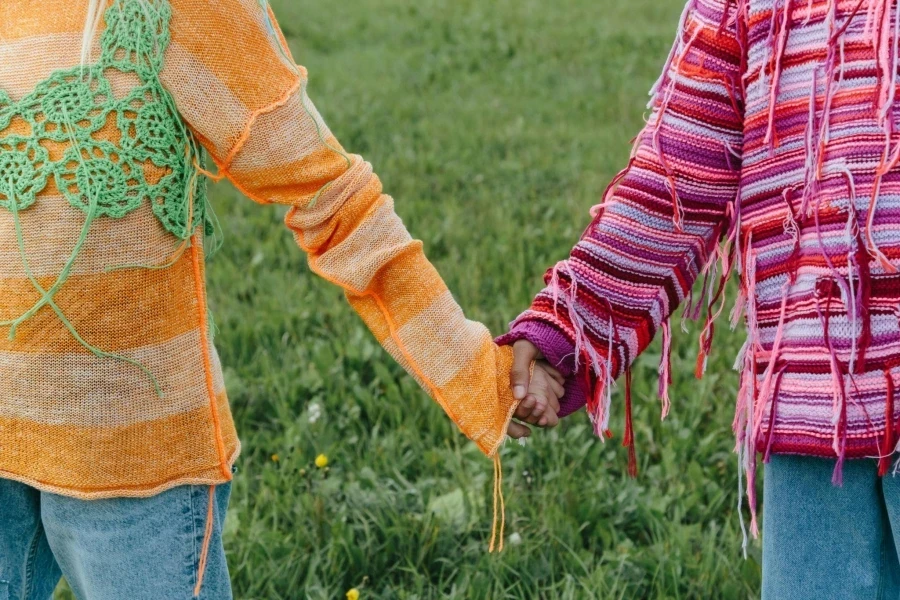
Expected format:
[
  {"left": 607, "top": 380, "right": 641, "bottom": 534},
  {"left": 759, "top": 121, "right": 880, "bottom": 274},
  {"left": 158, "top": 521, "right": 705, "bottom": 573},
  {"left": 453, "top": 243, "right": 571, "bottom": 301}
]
[
  {"left": 271, "top": 454, "right": 280, "bottom": 462},
  {"left": 346, "top": 589, "right": 360, "bottom": 600},
  {"left": 315, "top": 454, "right": 328, "bottom": 468}
]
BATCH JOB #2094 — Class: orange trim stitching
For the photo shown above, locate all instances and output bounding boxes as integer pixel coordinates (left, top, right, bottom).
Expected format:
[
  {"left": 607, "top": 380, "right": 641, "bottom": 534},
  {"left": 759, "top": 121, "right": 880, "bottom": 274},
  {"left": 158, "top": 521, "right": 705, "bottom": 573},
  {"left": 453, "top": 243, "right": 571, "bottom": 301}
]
[
  {"left": 218, "top": 78, "right": 303, "bottom": 172},
  {"left": 208, "top": 156, "right": 276, "bottom": 205},
  {"left": 193, "top": 485, "right": 217, "bottom": 597},
  {"left": 488, "top": 454, "right": 506, "bottom": 552},
  {"left": 190, "top": 235, "right": 232, "bottom": 479}
]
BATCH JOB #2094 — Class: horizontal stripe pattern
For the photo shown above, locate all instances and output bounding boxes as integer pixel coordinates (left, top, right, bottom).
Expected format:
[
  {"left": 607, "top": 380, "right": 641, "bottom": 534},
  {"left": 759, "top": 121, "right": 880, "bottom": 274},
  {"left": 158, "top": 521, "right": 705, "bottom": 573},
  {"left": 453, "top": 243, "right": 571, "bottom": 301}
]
[
  {"left": 0, "top": 0, "right": 520, "bottom": 500},
  {"left": 0, "top": 0, "right": 251, "bottom": 496},
  {"left": 232, "top": 91, "right": 519, "bottom": 455},
  {"left": 0, "top": 33, "right": 88, "bottom": 100},
  {"left": 0, "top": 329, "right": 225, "bottom": 427},
  {"left": 159, "top": 40, "right": 251, "bottom": 160},
  {"left": 506, "top": 0, "right": 900, "bottom": 475},
  {"left": 0, "top": 195, "right": 185, "bottom": 277},
  {"left": 0, "top": 249, "right": 201, "bottom": 352},
  {"left": 0, "top": 391, "right": 239, "bottom": 499}
]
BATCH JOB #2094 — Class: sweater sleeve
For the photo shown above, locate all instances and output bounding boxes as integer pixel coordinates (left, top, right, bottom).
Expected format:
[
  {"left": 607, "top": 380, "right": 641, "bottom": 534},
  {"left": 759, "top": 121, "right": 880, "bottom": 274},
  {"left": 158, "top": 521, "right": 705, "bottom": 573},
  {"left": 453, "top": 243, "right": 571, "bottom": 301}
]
[
  {"left": 161, "top": 0, "right": 518, "bottom": 457},
  {"left": 498, "top": 0, "right": 745, "bottom": 434}
]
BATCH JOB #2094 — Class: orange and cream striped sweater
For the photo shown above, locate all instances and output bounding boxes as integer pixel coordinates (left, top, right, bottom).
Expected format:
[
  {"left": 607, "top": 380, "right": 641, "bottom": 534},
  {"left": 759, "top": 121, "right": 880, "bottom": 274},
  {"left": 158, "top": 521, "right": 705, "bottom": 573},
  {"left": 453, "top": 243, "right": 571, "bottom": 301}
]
[{"left": 0, "top": 0, "right": 518, "bottom": 499}]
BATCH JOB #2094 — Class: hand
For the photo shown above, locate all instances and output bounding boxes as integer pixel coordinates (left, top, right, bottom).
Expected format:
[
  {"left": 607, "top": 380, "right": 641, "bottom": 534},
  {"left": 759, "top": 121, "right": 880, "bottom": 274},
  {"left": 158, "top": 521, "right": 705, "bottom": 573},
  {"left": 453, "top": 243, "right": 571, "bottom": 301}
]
[{"left": 505, "top": 340, "right": 565, "bottom": 439}]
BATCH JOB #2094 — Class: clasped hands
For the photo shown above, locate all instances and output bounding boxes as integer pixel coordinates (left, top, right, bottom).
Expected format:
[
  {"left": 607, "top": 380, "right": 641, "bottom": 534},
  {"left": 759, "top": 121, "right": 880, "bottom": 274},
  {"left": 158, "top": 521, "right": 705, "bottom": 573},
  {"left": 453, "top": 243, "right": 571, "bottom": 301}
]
[{"left": 506, "top": 340, "right": 565, "bottom": 440}]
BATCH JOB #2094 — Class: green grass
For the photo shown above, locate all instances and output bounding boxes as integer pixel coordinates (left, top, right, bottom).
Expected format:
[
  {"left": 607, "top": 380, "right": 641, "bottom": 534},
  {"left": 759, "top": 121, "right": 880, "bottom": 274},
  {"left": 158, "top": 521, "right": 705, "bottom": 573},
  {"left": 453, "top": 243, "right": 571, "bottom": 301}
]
[{"left": 57, "top": 0, "right": 761, "bottom": 597}]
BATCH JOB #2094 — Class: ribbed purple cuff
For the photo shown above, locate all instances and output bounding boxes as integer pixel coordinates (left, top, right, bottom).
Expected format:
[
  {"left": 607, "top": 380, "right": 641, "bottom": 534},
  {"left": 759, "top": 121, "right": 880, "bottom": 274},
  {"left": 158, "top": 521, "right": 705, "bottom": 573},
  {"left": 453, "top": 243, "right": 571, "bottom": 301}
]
[{"left": 496, "top": 321, "right": 587, "bottom": 418}]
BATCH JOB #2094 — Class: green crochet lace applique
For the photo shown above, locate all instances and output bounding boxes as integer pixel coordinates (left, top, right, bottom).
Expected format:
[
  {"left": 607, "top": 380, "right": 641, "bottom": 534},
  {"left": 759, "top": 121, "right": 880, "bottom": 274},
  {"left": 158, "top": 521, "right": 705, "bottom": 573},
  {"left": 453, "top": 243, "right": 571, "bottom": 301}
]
[
  {"left": 0, "top": 0, "right": 211, "bottom": 239},
  {"left": 0, "top": 0, "right": 216, "bottom": 396},
  {"left": 0, "top": 137, "right": 50, "bottom": 211},
  {"left": 0, "top": 90, "right": 15, "bottom": 133},
  {"left": 102, "top": 0, "right": 171, "bottom": 78}
]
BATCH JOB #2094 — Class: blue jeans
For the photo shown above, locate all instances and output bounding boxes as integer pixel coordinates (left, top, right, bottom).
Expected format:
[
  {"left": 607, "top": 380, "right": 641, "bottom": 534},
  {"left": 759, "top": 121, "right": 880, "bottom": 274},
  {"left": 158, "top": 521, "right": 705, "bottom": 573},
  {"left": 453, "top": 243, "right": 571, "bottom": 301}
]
[
  {"left": 0, "top": 478, "right": 232, "bottom": 600},
  {"left": 763, "top": 455, "right": 900, "bottom": 599}
]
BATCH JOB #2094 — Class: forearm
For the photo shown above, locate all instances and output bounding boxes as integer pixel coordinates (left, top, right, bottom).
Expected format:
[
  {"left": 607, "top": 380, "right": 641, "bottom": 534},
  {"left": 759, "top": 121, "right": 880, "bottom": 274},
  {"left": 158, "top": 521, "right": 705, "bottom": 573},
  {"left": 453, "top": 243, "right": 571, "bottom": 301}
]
[
  {"left": 217, "top": 86, "right": 519, "bottom": 456},
  {"left": 500, "top": 0, "right": 745, "bottom": 429}
]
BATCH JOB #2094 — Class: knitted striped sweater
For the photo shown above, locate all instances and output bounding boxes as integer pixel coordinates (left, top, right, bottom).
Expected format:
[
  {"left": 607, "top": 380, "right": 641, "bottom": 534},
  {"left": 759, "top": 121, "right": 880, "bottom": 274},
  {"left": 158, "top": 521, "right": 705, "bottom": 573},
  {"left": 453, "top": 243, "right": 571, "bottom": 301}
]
[
  {"left": 500, "top": 0, "right": 900, "bottom": 531},
  {"left": 0, "top": 0, "right": 518, "bottom": 499}
]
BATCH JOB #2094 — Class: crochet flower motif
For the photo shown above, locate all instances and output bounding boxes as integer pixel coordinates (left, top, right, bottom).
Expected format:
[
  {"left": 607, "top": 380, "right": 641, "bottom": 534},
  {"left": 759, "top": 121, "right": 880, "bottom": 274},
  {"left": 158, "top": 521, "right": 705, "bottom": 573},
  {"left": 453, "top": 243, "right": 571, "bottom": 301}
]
[
  {"left": 118, "top": 85, "right": 182, "bottom": 164},
  {"left": 18, "top": 68, "right": 113, "bottom": 143},
  {"left": 55, "top": 142, "right": 143, "bottom": 218},
  {"left": 149, "top": 165, "right": 209, "bottom": 239},
  {"left": 0, "top": 136, "right": 51, "bottom": 211},
  {"left": 0, "top": 0, "right": 207, "bottom": 240},
  {"left": 101, "top": 0, "right": 171, "bottom": 77}
]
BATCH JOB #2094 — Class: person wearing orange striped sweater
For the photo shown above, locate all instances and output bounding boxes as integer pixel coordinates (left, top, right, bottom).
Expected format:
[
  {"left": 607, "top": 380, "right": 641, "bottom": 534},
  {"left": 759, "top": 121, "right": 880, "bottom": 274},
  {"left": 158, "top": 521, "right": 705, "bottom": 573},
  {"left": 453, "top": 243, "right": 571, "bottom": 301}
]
[{"left": 0, "top": 1, "right": 561, "bottom": 597}]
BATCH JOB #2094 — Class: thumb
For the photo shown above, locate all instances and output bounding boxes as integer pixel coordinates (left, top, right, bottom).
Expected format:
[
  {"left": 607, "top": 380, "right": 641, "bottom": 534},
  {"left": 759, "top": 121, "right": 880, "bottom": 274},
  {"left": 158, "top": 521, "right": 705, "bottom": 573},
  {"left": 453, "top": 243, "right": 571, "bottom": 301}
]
[{"left": 510, "top": 340, "right": 538, "bottom": 400}]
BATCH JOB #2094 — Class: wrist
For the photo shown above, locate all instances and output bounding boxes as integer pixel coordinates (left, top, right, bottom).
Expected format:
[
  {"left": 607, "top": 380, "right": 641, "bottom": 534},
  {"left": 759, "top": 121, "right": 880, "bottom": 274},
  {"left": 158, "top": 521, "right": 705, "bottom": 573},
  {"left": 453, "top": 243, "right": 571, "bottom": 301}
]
[{"left": 496, "top": 321, "right": 575, "bottom": 377}]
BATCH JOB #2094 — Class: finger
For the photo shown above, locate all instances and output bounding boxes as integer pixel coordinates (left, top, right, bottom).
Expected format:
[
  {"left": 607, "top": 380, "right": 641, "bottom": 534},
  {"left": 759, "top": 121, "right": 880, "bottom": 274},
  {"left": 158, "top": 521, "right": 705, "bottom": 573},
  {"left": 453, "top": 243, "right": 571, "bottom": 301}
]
[
  {"left": 523, "top": 376, "right": 555, "bottom": 423},
  {"left": 525, "top": 394, "right": 546, "bottom": 419},
  {"left": 538, "top": 408, "right": 559, "bottom": 428},
  {"left": 548, "top": 376, "right": 565, "bottom": 400},
  {"left": 510, "top": 341, "right": 538, "bottom": 401},
  {"left": 507, "top": 420, "right": 531, "bottom": 439},
  {"left": 542, "top": 363, "right": 565, "bottom": 387},
  {"left": 514, "top": 395, "right": 536, "bottom": 420},
  {"left": 531, "top": 367, "right": 564, "bottom": 404},
  {"left": 548, "top": 391, "right": 561, "bottom": 415},
  {"left": 519, "top": 396, "right": 550, "bottom": 425}
]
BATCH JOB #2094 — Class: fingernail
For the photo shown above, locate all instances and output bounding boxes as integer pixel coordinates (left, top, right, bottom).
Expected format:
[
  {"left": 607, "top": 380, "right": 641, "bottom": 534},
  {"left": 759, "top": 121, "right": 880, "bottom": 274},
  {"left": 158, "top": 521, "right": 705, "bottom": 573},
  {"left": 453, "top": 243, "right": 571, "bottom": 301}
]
[{"left": 513, "top": 385, "right": 526, "bottom": 400}]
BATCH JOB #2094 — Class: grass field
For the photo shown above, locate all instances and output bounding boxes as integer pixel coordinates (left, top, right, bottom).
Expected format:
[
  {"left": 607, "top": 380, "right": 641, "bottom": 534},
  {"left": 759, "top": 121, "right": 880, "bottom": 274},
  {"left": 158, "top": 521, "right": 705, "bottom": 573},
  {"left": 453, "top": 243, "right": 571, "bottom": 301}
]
[{"left": 56, "top": 0, "right": 761, "bottom": 597}]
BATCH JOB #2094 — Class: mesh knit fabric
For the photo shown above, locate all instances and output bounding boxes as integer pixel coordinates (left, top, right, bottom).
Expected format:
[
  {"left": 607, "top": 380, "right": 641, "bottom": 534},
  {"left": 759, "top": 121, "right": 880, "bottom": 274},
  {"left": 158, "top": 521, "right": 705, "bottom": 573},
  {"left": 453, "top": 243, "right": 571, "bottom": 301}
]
[{"left": 0, "top": 0, "right": 518, "bottom": 499}]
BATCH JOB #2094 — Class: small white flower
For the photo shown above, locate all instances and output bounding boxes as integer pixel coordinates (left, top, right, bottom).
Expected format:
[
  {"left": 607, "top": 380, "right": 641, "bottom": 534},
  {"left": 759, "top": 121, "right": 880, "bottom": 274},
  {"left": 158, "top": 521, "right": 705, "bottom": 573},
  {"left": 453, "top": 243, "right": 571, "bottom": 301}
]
[
  {"left": 517, "top": 436, "right": 528, "bottom": 447},
  {"left": 308, "top": 402, "right": 322, "bottom": 424},
  {"left": 508, "top": 532, "right": 523, "bottom": 546}
]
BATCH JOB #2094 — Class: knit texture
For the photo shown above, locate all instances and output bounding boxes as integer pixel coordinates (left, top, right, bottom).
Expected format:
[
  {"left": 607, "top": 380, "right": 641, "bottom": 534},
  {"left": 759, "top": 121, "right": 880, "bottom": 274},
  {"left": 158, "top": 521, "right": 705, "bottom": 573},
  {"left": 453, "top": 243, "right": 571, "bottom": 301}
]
[
  {"left": 502, "top": 0, "right": 900, "bottom": 534},
  {"left": 0, "top": 0, "right": 518, "bottom": 499}
]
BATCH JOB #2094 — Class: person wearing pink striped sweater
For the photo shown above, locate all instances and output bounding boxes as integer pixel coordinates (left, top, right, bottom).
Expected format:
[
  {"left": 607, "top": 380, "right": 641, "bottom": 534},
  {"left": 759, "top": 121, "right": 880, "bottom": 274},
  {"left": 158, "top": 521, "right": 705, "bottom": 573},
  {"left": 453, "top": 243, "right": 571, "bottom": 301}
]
[{"left": 502, "top": 0, "right": 900, "bottom": 596}]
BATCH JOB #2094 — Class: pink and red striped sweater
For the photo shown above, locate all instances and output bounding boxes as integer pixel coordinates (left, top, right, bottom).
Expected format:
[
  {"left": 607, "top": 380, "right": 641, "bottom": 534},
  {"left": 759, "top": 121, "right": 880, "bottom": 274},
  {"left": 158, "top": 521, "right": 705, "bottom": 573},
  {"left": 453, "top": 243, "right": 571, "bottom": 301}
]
[{"left": 499, "top": 0, "right": 900, "bottom": 533}]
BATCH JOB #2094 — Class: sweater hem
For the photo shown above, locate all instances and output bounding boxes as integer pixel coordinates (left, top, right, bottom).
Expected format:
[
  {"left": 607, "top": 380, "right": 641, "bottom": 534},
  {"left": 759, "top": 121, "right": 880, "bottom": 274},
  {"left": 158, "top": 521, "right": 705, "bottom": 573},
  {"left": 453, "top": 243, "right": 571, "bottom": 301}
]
[
  {"left": 760, "top": 432, "right": 884, "bottom": 461},
  {"left": 0, "top": 442, "right": 241, "bottom": 501}
]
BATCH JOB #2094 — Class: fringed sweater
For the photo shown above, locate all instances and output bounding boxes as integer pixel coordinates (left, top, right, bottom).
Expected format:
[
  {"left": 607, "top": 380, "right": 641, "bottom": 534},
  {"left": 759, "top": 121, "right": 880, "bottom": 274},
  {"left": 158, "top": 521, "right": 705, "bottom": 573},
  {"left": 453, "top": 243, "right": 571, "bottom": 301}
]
[
  {"left": 0, "top": 0, "right": 518, "bottom": 499},
  {"left": 499, "top": 0, "right": 900, "bottom": 533}
]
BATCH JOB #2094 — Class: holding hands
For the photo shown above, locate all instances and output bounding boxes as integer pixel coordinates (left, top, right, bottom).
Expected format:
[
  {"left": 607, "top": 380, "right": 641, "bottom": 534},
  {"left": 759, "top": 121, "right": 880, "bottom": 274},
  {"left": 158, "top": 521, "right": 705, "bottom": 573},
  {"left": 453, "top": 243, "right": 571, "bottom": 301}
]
[{"left": 506, "top": 340, "right": 565, "bottom": 439}]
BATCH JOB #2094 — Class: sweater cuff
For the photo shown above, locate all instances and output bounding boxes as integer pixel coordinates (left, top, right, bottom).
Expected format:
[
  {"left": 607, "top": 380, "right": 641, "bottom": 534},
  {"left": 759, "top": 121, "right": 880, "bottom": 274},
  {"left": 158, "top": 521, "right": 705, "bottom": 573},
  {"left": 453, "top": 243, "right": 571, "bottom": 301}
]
[{"left": 496, "top": 321, "right": 587, "bottom": 418}]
